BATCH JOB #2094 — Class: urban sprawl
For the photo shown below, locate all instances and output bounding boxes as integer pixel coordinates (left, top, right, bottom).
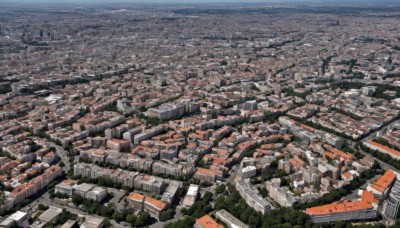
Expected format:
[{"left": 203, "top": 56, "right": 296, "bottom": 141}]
[{"left": 1, "top": 3, "right": 400, "bottom": 228}]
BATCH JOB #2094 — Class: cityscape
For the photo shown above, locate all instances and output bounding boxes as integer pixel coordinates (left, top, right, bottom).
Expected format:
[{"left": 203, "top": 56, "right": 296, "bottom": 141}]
[{"left": 1, "top": 1, "right": 400, "bottom": 228}]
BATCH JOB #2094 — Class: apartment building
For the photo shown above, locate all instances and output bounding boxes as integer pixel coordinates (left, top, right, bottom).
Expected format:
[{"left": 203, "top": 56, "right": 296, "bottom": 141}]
[
  {"left": 266, "top": 180, "right": 299, "bottom": 207},
  {"left": 241, "top": 166, "right": 257, "bottom": 179},
  {"left": 366, "top": 169, "right": 397, "bottom": 197},
  {"left": 55, "top": 179, "right": 78, "bottom": 196},
  {"left": 194, "top": 168, "right": 217, "bottom": 182},
  {"left": 195, "top": 215, "right": 223, "bottom": 228},
  {"left": 236, "top": 180, "right": 271, "bottom": 214},
  {"left": 74, "top": 163, "right": 166, "bottom": 193},
  {"left": 128, "top": 192, "right": 145, "bottom": 211},
  {"left": 215, "top": 209, "right": 249, "bottom": 228},
  {"left": 152, "top": 161, "right": 183, "bottom": 177},
  {"left": 306, "top": 191, "right": 378, "bottom": 223},
  {"left": 161, "top": 181, "right": 181, "bottom": 204},
  {"left": 144, "top": 196, "right": 167, "bottom": 218},
  {"left": 134, "top": 125, "right": 165, "bottom": 145},
  {"left": 364, "top": 141, "right": 400, "bottom": 160},
  {"left": 182, "top": 184, "right": 199, "bottom": 207},
  {"left": 385, "top": 180, "right": 400, "bottom": 220},
  {"left": 1, "top": 165, "right": 62, "bottom": 213},
  {"left": 127, "top": 192, "right": 166, "bottom": 218}
]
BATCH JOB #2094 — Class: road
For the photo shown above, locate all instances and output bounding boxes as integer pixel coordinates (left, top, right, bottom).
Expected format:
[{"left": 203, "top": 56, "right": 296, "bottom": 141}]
[
  {"left": 347, "top": 141, "right": 399, "bottom": 173},
  {"left": 226, "top": 164, "right": 240, "bottom": 182},
  {"left": 344, "top": 175, "right": 381, "bottom": 201},
  {"left": 344, "top": 118, "right": 400, "bottom": 173},
  {"left": 19, "top": 188, "right": 137, "bottom": 228},
  {"left": 50, "top": 143, "right": 71, "bottom": 171},
  {"left": 361, "top": 120, "right": 400, "bottom": 144}
]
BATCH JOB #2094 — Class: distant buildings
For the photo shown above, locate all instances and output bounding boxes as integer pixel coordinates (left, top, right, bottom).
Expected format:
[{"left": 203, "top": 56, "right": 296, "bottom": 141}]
[
  {"left": 134, "top": 125, "right": 165, "bottom": 145},
  {"left": 147, "top": 101, "right": 199, "bottom": 121},
  {"left": 2, "top": 4, "right": 400, "bottom": 227},
  {"left": 74, "top": 163, "right": 167, "bottom": 194}
]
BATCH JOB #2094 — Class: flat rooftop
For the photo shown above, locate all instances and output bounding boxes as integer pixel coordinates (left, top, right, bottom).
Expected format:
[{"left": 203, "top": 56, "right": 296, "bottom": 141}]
[{"left": 187, "top": 184, "right": 199, "bottom": 196}]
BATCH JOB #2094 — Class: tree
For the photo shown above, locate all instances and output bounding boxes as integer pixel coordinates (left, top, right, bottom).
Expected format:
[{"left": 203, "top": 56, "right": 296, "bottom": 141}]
[
  {"left": 59, "top": 162, "right": 65, "bottom": 167},
  {"left": 38, "top": 204, "right": 49, "bottom": 211},
  {"left": 103, "top": 218, "right": 111, "bottom": 227},
  {"left": 72, "top": 194, "right": 84, "bottom": 206},
  {"left": 283, "top": 222, "right": 292, "bottom": 228},
  {"left": 165, "top": 216, "right": 195, "bottom": 228},
  {"left": 160, "top": 208, "right": 175, "bottom": 222},
  {"left": 180, "top": 207, "right": 187, "bottom": 215},
  {"left": 248, "top": 214, "right": 261, "bottom": 227},
  {"left": 197, "top": 159, "right": 206, "bottom": 168},
  {"left": 257, "top": 186, "right": 269, "bottom": 198},
  {"left": 58, "top": 209, "right": 76, "bottom": 225},
  {"left": 215, "top": 184, "right": 226, "bottom": 194},
  {"left": 240, "top": 207, "right": 253, "bottom": 223},
  {"left": 125, "top": 214, "right": 136, "bottom": 225},
  {"left": 134, "top": 212, "right": 151, "bottom": 227},
  {"left": 335, "top": 220, "right": 346, "bottom": 228},
  {"left": 200, "top": 181, "right": 212, "bottom": 188}
]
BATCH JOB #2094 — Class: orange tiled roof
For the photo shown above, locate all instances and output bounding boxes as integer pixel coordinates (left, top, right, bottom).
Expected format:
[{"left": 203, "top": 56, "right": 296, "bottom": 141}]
[
  {"left": 323, "top": 152, "right": 337, "bottom": 160},
  {"left": 330, "top": 148, "right": 355, "bottom": 162},
  {"left": 63, "top": 179, "right": 78, "bottom": 185},
  {"left": 145, "top": 196, "right": 167, "bottom": 210},
  {"left": 368, "top": 141, "right": 400, "bottom": 157},
  {"left": 213, "top": 157, "right": 226, "bottom": 164},
  {"left": 237, "top": 141, "right": 256, "bottom": 151},
  {"left": 196, "top": 168, "right": 217, "bottom": 176},
  {"left": 370, "top": 170, "right": 397, "bottom": 193},
  {"left": 196, "top": 215, "right": 223, "bottom": 228},
  {"left": 128, "top": 192, "right": 145, "bottom": 202},
  {"left": 288, "top": 158, "right": 301, "bottom": 169},
  {"left": 306, "top": 191, "right": 377, "bottom": 216},
  {"left": 342, "top": 171, "right": 352, "bottom": 179},
  {"left": 44, "top": 152, "right": 55, "bottom": 157},
  {"left": 362, "top": 191, "right": 379, "bottom": 205},
  {"left": 300, "top": 124, "right": 316, "bottom": 133}
]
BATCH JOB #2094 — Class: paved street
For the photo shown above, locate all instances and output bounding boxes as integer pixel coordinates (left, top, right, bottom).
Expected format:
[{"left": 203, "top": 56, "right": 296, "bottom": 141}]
[
  {"left": 50, "top": 142, "right": 71, "bottom": 171},
  {"left": 226, "top": 164, "right": 240, "bottom": 182},
  {"left": 344, "top": 175, "right": 381, "bottom": 201},
  {"left": 361, "top": 120, "right": 400, "bottom": 144},
  {"left": 344, "top": 119, "right": 400, "bottom": 173}
]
